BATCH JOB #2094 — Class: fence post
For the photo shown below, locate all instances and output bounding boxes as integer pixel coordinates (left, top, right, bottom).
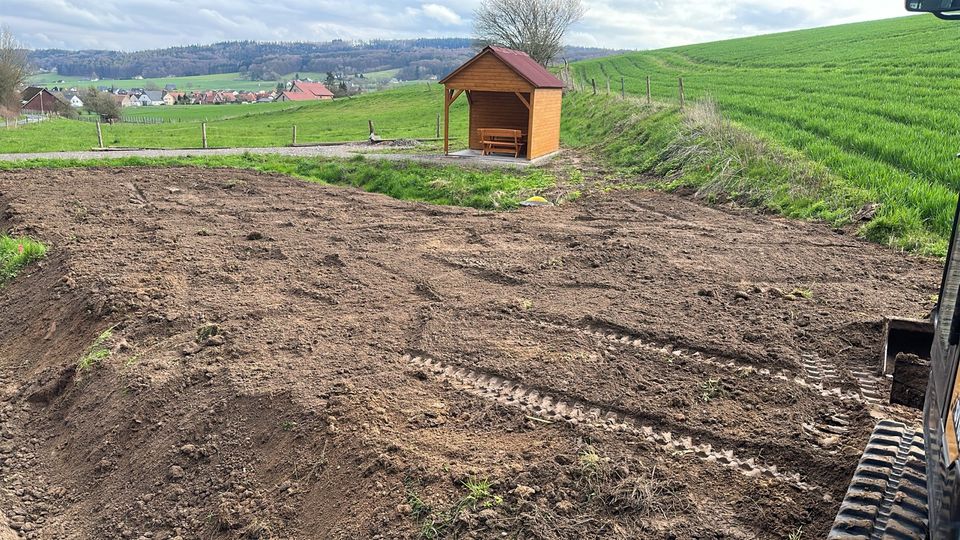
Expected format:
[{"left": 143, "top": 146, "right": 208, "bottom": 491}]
[
  {"left": 292, "top": 125, "right": 297, "bottom": 145},
  {"left": 96, "top": 121, "right": 104, "bottom": 149},
  {"left": 436, "top": 113, "right": 441, "bottom": 139},
  {"left": 621, "top": 77, "right": 625, "bottom": 99},
  {"left": 646, "top": 76, "right": 652, "bottom": 104},
  {"left": 202, "top": 122, "right": 208, "bottom": 149},
  {"left": 679, "top": 77, "right": 685, "bottom": 110},
  {"left": 368, "top": 120, "right": 375, "bottom": 137},
  {"left": 591, "top": 78, "right": 597, "bottom": 95},
  {"left": 606, "top": 77, "right": 611, "bottom": 94}
]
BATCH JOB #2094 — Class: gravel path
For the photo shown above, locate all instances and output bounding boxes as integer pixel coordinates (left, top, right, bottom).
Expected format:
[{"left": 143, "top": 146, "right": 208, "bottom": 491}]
[{"left": 0, "top": 144, "right": 540, "bottom": 168}]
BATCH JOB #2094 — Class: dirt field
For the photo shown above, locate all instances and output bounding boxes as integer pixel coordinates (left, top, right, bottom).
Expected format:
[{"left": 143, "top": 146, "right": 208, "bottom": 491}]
[{"left": 0, "top": 166, "right": 941, "bottom": 539}]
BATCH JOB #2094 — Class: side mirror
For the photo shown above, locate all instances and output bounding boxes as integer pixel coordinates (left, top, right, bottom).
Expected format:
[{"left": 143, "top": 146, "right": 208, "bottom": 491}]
[{"left": 906, "top": 0, "right": 960, "bottom": 12}]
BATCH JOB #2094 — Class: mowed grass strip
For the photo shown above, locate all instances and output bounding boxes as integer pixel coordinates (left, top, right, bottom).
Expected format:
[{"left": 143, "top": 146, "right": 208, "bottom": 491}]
[
  {"left": 1, "top": 84, "right": 468, "bottom": 153},
  {"left": 0, "top": 154, "right": 557, "bottom": 210},
  {"left": 0, "top": 236, "right": 47, "bottom": 283},
  {"left": 571, "top": 15, "right": 960, "bottom": 255}
]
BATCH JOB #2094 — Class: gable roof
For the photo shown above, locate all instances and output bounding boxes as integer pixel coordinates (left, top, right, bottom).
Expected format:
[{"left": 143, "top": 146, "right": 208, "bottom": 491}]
[
  {"left": 440, "top": 46, "right": 565, "bottom": 89},
  {"left": 279, "top": 91, "right": 319, "bottom": 101},
  {"left": 292, "top": 81, "right": 334, "bottom": 98},
  {"left": 20, "top": 87, "right": 48, "bottom": 102}
]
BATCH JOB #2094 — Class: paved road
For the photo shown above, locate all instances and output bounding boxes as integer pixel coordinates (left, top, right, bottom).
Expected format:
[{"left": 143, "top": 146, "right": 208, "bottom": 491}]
[{"left": 0, "top": 144, "right": 540, "bottom": 168}]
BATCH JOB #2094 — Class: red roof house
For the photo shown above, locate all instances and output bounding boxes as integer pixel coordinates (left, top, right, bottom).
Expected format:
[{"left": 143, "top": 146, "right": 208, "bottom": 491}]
[{"left": 276, "top": 81, "right": 335, "bottom": 102}]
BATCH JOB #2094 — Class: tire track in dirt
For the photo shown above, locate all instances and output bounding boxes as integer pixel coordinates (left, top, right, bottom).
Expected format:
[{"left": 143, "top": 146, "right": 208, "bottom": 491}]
[
  {"left": 501, "top": 310, "right": 871, "bottom": 453},
  {"left": 508, "top": 311, "right": 873, "bottom": 405},
  {"left": 405, "top": 354, "right": 820, "bottom": 492}
]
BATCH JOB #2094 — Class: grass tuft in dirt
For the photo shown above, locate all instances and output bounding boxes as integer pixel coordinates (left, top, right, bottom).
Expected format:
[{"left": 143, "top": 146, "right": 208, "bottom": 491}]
[
  {"left": 405, "top": 477, "right": 504, "bottom": 539},
  {"left": 462, "top": 477, "right": 503, "bottom": 509},
  {"left": 78, "top": 328, "right": 114, "bottom": 370},
  {"left": 700, "top": 378, "right": 728, "bottom": 402},
  {"left": 0, "top": 236, "right": 47, "bottom": 284}
]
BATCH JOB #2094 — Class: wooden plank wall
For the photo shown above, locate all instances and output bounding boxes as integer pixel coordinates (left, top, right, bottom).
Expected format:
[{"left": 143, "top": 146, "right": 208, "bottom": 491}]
[
  {"left": 445, "top": 54, "right": 534, "bottom": 92},
  {"left": 468, "top": 91, "right": 530, "bottom": 151},
  {"left": 528, "top": 89, "right": 563, "bottom": 159}
]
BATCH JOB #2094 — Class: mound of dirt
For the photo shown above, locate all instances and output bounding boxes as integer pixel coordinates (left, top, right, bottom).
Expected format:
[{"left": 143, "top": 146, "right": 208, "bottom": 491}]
[{"left": 0, "top": 166, "right": 940, "bottom": 539}]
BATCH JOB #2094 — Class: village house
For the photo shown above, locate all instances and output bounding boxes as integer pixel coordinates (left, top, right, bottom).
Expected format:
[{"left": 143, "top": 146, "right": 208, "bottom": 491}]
[
  {"left": 162, "top": 92, "right": 184, "bottom": 106},
  {"left": 20, "top": 87, "right": 65, "bottom": 114},
  {"left": 139, "top": 91, "right": 165, "bottom": 106},
  {"left": 276, "top": 80, "right": 334, "bottom": 102},
  {"left": 112, "top": 94, "right": 134, "bottom": 108},
  {"left": 60, "top": 91, "right": 84, "bottom": 108}
]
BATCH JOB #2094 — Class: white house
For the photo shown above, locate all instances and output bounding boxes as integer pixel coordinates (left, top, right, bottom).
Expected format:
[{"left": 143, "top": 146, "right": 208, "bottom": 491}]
[
  {"left": 138, "top": 91, "right": 165, "bottom": 106},
  {"left": 61, "top": 92, "right": 84, "bottom": 108}
]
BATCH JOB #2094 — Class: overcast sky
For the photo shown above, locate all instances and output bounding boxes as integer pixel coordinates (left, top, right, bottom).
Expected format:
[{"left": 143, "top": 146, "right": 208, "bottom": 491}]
[{"left": 0, "top": 0, "right": 911, "bottom": 52}]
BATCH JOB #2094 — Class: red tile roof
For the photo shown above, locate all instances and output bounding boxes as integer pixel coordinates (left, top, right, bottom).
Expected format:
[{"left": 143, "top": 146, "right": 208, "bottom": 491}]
[
  {"left": 441, "top": 46, "right": 565, "bottom": 89},
  {"left": 292, "top": 81, "right": 335, "bottom": 98},
  {"left": 279, "top": 91, "right": 320, "bottom": 101}
]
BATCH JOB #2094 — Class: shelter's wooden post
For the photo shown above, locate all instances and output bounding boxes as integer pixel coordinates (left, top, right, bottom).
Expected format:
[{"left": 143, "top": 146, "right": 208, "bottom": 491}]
[
  {"left": 679, "top": 78, "right": 685, "bottom": 110},
  {"left": 443, "top": 88, "right": 451, "bottom": 155},
  {"left": 202, "top": 122, "right": 208, "bottom": 149},
  {"left": 526, "top": 90, "right": 536, "bottom": 160},
  {"left": 646, "top": 76, "right": 652, "bottom": 104},
  {"left": 96, "top": 121, "right": 104, "bottom": 149}
]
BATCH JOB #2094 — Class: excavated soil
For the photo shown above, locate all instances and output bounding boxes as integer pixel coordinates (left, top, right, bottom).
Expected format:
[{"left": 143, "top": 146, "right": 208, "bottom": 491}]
[{"left": 0, "top": 166, "right": 941, "bottom": 539}]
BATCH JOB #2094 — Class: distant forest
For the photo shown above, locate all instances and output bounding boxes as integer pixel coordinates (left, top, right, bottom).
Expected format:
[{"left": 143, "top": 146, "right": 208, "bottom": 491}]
[{"left": 28, "top": 39, "right": 622, "bottom": 81}]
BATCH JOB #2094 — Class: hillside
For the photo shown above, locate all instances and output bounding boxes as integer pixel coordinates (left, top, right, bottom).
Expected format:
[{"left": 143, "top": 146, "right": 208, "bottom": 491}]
[
  {"left": 28, "top": 39, "right": 620, "bottom": 83},
  {"left": 570, "top": 15, "right": 960, "bottom": 255}
]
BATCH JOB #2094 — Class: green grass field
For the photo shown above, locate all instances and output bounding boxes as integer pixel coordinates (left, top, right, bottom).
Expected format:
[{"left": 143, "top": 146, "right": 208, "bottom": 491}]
[
  {"left": 27, "top": 72, "right": 280, "bottom": 92},
  {"left": 120, "top": 102, "right": 304, "bottom": 122},
  {"left": 2, "top": 84, "right": 467, "bottom": 152},
  {"left": 571, "top": 15, "right": 960, "bottom": 255}
]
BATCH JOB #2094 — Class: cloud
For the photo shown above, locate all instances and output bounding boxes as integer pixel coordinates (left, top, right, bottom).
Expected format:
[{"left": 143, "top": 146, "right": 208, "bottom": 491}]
[
  {"left": 0, "top": 0, "right": 914, "bottom": 52},
  {"left": 421, "top": 4, "right": 464, "bottom": 26}
]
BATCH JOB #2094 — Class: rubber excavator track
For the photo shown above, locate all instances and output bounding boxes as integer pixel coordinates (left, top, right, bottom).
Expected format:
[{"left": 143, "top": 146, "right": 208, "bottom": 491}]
[{"left": 829, "top": 420, "right": 928, "bottom": 539}]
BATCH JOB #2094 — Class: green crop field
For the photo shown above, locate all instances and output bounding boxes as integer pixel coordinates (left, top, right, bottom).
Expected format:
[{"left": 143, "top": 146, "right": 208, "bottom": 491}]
[
  {"left": 27, "top": 72, "right": 280, "bottom": 92},
  {"left": 1, "top": 84, "right": 466, "bottom": 153},
  {"left": 571, "top": 15, "right": 960, "bottom": 255}
]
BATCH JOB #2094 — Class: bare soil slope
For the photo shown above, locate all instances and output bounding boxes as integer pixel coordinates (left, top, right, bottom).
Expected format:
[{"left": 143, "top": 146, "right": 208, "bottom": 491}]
[{"left": 0, "top": 167, "right": 940, "bottom": 539}]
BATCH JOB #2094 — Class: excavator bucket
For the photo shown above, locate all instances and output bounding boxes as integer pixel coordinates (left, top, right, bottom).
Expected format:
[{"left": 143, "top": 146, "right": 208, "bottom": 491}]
[{"left": 881, "top": 317, "right": 934, "bottom": 410}]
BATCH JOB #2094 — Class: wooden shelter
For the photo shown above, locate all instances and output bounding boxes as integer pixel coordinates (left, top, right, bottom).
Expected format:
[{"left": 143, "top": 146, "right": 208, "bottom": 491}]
[{"left": 440, "top": 46, "right": 565, "bottom": 160}]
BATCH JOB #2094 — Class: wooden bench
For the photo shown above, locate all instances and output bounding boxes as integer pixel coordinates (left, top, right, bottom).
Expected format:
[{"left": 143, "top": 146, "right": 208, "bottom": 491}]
[{"left": 479, "top": 128, "right": 525, "bottom": 158}]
